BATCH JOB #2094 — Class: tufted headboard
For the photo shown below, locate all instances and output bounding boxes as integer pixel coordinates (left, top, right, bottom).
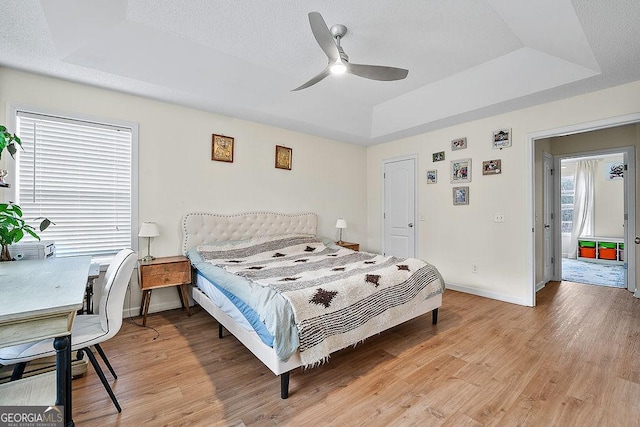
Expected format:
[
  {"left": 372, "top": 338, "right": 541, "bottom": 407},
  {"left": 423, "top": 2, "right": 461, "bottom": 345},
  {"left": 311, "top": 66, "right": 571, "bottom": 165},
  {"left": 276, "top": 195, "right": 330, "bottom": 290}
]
[{"left": 181, "top": 211, "right": 318, "bottom": 255}]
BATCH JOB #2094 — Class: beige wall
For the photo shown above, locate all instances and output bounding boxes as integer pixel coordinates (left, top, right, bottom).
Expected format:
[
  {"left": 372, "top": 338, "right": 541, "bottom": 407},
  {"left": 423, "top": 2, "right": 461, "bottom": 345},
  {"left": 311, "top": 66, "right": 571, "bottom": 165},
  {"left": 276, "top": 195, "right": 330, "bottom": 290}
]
[
  {"left": 0, "top": 67, "right": 367, "bottom": 314},
  {"left": 367, "top": 80, "right": 640, "bottom": 305}
]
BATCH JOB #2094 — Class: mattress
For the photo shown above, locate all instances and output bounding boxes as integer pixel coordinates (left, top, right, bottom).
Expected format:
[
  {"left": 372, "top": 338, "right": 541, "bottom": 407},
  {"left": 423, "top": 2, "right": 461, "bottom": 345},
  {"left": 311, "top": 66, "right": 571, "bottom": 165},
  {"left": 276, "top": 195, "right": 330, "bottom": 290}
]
[{"left": 195, "top": 271, "right": 274, "bottom": 347}]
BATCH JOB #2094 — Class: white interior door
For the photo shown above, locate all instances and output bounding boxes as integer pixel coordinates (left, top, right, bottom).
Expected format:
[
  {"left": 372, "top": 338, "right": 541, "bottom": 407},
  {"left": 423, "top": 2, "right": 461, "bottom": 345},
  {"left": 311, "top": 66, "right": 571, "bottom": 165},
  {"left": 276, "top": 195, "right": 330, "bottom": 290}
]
[
  {"left": 383, "top": 157, "right": 416, "bottom": 258},
  {"left": 543, "top": 152, "right": 555, "bottom": 282}
]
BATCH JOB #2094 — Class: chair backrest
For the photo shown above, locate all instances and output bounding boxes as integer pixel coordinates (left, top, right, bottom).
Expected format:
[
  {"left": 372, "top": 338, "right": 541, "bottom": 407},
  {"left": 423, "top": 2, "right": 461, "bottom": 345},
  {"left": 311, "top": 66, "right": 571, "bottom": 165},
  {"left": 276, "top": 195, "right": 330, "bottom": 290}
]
[{"left": 98, "top": 248, "right": 137, "bottom": 335}]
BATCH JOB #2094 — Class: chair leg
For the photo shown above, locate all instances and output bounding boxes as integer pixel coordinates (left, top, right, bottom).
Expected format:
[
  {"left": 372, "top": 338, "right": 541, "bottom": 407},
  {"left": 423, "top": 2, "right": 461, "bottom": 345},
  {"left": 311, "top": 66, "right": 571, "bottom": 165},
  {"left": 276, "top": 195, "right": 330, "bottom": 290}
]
[
  {"left": 10, "top": 362, "right": 27, "bottom": 381},
  {"left": 93, "top": 343, "right": 117, "bottom": 380},
  {"left": 84, "top": 346, "right": 122, "bottom": 413}
]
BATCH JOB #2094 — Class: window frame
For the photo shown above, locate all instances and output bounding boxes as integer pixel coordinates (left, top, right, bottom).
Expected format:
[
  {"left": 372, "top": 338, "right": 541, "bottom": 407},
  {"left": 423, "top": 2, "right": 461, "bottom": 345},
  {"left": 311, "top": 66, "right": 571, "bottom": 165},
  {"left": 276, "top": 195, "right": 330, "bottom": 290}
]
[{"left": 6, "top": 103, "right": 139, "bottom": 265}]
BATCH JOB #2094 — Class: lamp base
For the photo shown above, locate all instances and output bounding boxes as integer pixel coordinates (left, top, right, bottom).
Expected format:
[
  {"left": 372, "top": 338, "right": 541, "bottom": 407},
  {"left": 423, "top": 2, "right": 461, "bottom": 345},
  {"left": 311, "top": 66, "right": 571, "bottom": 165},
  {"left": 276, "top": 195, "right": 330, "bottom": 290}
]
[{"left": 141, "top": 255, "right": 155, "bottom": 262}]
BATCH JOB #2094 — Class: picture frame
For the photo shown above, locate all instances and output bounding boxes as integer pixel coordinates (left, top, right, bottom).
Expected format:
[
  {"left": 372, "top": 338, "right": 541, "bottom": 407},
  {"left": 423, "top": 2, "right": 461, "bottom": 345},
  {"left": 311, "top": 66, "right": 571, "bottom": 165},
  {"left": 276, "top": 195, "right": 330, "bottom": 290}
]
[
  {"left": 492, "top": 128, "right": 511, "bottom": 149},
  {"left": 453, "top": 186, "right": 469, "bottom": 205},
  {"left": 451, "top": 137, "right": 467, "bottom": 151},
  {"left": 426, "top": 170, "right": 437, "bottom": 184},
  {"left": 211, "top": 134, "right": 234, "bottom": 163},
  {"left": 275, "top": 145, "right": 292, "bottom": 170},
  {"left": 432, "top": 151, "right": 445, "bottom": 162},
  {"left": 606, "top": 162, "right": 624, "bottom": 180},
  {"left": 450, "top": 158, "right": 471, "bottom": 183},
  {"left": 482, "top": 159, "right": 502, "bottom": 175}
]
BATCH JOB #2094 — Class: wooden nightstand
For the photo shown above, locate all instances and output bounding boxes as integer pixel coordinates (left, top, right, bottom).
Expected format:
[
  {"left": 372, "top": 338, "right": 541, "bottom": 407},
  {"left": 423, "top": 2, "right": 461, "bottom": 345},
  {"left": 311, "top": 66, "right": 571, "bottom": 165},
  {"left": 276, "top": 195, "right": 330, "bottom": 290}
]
[
  {"left": 138, "top": 255, "right": 191, "bottom": 326},
  {"left": 336, "top": 241, "right": 359, "bottom": 251}
]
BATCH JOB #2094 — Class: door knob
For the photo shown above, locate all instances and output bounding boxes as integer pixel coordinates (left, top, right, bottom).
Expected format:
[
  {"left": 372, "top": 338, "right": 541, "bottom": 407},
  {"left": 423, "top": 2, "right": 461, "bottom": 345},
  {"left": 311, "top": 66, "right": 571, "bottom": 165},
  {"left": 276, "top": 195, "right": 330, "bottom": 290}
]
[
  {"left": 408, "top": 223, "right": 414, "bottom": 228},
  {"left": 544, "top": 224, "right": 550, "bottom": 229},
  {"left": 635, "top": 237, "right": 640, "bottom": 244}
]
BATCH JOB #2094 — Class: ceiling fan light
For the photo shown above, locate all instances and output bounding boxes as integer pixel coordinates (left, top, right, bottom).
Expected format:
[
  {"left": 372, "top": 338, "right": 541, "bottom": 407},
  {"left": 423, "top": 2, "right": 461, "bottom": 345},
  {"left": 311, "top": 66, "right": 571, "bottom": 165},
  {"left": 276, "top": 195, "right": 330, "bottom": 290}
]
[{"left": 330, "top": 61, "right": 347, "bottom": 75}]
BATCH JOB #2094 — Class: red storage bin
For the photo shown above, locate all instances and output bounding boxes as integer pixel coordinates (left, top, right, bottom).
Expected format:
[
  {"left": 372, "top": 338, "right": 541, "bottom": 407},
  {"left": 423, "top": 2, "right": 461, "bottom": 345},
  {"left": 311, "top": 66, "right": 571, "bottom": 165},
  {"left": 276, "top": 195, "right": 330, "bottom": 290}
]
[
  {"left": 579, "top": 247, "right": 596, "bottom": 258},
  {"left": 599, "top": 248, "right": 617, "bottom": 260}
]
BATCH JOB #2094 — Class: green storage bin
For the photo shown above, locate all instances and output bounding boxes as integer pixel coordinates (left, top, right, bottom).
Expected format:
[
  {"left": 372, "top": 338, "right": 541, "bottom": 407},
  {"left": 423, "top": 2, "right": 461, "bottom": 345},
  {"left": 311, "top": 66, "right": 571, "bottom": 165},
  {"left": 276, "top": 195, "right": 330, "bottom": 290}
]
[
  {"left": 598, "top": 242, "right": 617, "bottom": 249},
  {"left": 578, "top": 240, "right": 596, "bottom": 248},
  {"left": 620, "top": 243, "right": 624, "bottom": 250}
]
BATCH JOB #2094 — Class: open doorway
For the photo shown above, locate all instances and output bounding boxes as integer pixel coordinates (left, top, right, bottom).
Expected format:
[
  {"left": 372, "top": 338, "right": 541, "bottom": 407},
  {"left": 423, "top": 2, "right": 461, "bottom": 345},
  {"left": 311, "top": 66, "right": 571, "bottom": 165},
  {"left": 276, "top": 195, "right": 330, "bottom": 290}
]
[
  {"left": 530, "top": 116, "right": 639, "bottom": 306},
  {"left": 559, "top": 153, "right": 625, "bottom": 288}
]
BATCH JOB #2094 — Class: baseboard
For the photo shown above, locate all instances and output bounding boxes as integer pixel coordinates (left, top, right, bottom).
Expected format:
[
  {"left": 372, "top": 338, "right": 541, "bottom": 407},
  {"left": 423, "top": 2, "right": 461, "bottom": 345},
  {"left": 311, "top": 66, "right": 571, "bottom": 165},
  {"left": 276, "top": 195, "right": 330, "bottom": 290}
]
[
  {"left": 122, "top": 300, "right": 187, "bottom": 319},
  {"left": 535, "top": 281, "right": 547, "bottom": 292},
  {"left": 445, "top": 282, "right": 532, "bottom": 307}
]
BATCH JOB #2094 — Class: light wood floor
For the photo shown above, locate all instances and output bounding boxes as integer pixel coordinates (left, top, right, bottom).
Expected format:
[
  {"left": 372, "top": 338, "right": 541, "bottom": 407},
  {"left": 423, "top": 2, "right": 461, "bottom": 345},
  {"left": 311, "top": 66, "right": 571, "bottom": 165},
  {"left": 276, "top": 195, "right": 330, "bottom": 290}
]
[{"left": 66, "top": 282, "right": 639, "bottom": 426}]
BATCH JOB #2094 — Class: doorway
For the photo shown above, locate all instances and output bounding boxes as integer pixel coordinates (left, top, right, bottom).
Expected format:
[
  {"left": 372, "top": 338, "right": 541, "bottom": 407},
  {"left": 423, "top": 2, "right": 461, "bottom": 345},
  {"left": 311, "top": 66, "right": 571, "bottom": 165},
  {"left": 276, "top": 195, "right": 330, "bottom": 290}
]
[
  {"left": 559, "top": 152, "right": 627, "bottom": 289},
  {"left": 529, "top": 114, "right": 640, "bottom": 306},
  {"left": 382, "top": 155, "right": 417, "bottom": 258}
]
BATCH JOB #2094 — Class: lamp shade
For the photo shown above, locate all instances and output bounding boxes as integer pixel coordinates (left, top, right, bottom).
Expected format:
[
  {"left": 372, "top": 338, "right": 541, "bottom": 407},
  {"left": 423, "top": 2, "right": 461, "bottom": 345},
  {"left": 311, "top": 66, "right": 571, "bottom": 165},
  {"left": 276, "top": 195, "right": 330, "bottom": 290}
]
[
  {"left": 335, "top": 218, "right": 347, "bottom": 229},
  {"left": 138, "top": 222, "right": 160, "bottom": 238}
]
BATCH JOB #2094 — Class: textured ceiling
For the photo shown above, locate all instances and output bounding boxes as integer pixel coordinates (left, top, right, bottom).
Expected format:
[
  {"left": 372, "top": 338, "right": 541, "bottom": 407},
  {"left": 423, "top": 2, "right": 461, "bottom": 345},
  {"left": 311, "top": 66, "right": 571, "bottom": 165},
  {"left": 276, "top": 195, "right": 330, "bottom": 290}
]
[{"left": 1, "top": 0, "right": 639, "bottom": 146}]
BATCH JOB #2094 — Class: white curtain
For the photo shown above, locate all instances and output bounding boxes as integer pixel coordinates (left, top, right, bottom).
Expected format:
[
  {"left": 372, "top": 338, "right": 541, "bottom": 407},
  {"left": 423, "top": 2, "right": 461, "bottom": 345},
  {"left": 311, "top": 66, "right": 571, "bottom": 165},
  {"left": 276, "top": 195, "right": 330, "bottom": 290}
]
[{"left": 568, "top": 160, "right": 597, "bottom": 258}]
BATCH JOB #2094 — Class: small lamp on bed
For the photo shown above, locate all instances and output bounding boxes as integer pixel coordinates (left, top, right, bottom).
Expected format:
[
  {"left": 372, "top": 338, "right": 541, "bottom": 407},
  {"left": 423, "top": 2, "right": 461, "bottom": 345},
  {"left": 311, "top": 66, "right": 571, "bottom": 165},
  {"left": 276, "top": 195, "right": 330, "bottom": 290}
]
[
  {"left": 138, "top": 222, "right": 160, "bottom": 262},
  {"left": 335, "top": 218, "right": 347, "bottom": 244}
]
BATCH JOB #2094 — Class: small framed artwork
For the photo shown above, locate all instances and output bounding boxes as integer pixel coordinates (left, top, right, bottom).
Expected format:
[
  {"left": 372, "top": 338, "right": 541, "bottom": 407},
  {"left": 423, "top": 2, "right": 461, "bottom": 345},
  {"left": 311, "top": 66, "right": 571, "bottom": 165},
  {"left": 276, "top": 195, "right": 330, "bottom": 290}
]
[
  {"left": 606, "top": 162, "right": 624, "bottom": 180},
  {"left": 426, "top": 170, "right": 437, "bottom": 184},
  {"left": 482, "top": 159, "right": 502, "bottom": 175},
  {"left": 450, "top": 158, "right": 471, "bottom": 183},
  {"left": 451, "top": 137, "right": 467, "bottom": 151},
  {"left": 432, "top": 151, "right": 445, "bottom": 162},
  {"left": 212, "top": 134, "right": 234, "bottom": 162},
  {"left": 453, "top": 186, "right": 469, "bottom": 205},
  {"left": 492, "top": 128, "right": 511, "bottom": 149},
  {"left": 275, "top": 145, "right": 292, "bottom": 170}
]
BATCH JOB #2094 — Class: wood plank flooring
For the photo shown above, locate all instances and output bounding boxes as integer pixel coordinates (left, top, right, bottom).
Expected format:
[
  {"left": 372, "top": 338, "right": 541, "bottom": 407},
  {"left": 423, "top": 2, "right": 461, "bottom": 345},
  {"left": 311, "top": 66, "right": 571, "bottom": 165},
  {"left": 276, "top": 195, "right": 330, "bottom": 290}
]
[{"left": 64, "top": 282, "right": 640, "bottom": 426}]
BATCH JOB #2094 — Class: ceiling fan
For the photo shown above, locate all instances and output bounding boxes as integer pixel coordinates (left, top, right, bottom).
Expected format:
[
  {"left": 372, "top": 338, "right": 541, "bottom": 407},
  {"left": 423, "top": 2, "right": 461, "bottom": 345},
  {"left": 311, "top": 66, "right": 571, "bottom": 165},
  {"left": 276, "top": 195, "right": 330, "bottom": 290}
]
[{"left": 292, "top": 12, "right": 409, "bottom": 91}]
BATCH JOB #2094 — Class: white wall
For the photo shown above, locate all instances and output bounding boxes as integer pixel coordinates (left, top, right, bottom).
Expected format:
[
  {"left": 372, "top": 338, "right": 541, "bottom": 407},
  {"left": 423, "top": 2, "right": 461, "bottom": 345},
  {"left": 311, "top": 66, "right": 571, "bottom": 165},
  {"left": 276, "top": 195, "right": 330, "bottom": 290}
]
[
  {"left": 367, "top": 80, "right": 640, "bottom": 306},
  {"left": 0, "top": 67, "right": 367, "bottom": 314}
]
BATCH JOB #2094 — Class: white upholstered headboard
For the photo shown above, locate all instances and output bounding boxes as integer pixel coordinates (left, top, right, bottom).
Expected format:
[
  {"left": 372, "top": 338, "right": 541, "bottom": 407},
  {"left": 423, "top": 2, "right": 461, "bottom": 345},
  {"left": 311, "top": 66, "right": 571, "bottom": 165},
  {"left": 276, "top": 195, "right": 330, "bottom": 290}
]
[{"left": 181, "top": 211, "right": 318, "bottom": 255}]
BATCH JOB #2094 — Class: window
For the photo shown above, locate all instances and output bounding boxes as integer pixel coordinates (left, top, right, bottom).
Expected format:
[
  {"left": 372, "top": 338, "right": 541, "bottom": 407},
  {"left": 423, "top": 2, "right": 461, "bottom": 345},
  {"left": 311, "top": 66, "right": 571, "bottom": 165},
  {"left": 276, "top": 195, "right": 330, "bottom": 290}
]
[
  {"left": 560, "top": 174, "right": 575, "bottom": 233},
  {"left": 13, "top": 109, "right": 137, "bottom": 260}
]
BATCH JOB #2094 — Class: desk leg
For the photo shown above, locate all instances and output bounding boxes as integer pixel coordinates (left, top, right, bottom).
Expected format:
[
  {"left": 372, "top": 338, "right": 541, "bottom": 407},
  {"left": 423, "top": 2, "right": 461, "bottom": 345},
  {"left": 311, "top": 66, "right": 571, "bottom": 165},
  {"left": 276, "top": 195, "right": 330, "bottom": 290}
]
[{"left": 54, "top": 335, "right": 74, "bottom": 427}]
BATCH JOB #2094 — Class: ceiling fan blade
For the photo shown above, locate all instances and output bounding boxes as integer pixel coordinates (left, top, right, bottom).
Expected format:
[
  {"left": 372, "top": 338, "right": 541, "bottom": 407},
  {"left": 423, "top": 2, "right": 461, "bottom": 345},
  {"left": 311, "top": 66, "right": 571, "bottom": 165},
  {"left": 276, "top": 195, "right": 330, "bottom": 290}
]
[
  {"left": 291, "top": 67, "right": 331, "bottom": 91},
  {"left": 347, "top": 63, "right": 409, "bottom": 81},
  {"left": 308, "top": 12, "right": 339, "bottom": 62}
]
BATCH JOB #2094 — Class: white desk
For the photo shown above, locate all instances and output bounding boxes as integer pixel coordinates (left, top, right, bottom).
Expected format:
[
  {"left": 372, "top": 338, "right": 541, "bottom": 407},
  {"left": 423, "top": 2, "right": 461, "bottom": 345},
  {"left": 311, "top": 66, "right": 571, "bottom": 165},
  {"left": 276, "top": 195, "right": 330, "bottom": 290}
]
[{"left": 0, "top": 256, "right": 90, "bottom": 427}]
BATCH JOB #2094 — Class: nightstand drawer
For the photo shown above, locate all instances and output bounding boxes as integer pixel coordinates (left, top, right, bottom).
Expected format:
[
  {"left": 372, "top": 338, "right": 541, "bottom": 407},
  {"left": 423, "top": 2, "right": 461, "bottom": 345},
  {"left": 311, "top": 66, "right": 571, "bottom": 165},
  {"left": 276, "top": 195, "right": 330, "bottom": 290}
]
[{"left": 139, "top": 258, "right": 190, "bottom": 290}]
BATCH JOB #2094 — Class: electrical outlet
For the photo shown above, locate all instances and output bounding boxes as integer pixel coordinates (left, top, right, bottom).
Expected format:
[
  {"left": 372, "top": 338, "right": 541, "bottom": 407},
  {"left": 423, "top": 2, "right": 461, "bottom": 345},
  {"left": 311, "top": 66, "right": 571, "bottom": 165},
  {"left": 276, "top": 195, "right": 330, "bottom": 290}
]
[
  {"left": 494, "top": 213, "right": 505, "bottom": 223},
  {"left": 472, "top": 264, "right": 479, "bottom": 273}
]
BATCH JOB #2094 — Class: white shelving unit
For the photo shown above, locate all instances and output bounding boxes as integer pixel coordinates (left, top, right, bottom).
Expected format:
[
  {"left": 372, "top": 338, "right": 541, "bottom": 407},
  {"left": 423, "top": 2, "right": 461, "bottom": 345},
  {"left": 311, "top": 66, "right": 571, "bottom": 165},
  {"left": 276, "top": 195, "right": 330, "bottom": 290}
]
[{"left": 577, "top": 236, "right": 624, "bottom": 265}]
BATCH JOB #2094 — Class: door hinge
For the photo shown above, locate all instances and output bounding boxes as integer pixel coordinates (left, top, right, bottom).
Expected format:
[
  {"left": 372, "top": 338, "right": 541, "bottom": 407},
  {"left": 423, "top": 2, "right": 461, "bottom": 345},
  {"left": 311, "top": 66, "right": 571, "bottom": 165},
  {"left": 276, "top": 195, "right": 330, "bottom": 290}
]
[
  {"left": 551, "top": 256, "right": 554, "bottom": 264},
  {"left": 383, "top": 173, "right": 386, "bottom": 178},
  {"left": 551, "top": 213, "right": 554, "bottom": 220},
  {"left": 550, "top": 168, "right": 553, "bottom": 175}
]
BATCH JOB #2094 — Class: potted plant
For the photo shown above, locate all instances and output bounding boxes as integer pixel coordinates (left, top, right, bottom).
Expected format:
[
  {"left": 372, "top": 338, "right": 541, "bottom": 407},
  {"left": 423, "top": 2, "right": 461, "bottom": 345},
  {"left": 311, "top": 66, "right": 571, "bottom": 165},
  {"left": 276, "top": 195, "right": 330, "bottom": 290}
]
[
  {"left": 0, "top": 202, "right": 51, "bottom": 261},
  {"left": 0, "top": 125, "right": 51, "bottom": 261}
]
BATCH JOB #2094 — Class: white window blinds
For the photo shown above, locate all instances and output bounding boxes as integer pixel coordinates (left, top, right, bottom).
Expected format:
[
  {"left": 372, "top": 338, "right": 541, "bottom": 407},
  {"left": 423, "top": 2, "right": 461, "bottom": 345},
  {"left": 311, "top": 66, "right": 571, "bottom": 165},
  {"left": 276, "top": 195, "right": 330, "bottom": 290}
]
[{"left": 15, "top": 111, "right": 134, "bottom": 258}]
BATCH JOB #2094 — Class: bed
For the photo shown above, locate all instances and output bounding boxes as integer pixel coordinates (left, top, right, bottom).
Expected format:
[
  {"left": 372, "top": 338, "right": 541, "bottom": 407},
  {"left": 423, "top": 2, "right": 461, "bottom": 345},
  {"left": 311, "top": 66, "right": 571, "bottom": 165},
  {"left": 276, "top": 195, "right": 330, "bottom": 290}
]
[{"left": 182, "top": 211, "right": 444, "bottom": 398}]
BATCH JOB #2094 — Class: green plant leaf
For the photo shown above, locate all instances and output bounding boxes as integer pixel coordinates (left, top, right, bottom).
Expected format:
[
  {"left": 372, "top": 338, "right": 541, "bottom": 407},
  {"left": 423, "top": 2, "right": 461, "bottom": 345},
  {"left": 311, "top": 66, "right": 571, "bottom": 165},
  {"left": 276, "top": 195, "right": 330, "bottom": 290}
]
[{"left": 39, "top": 218, "right": 51, "bottom": 231}]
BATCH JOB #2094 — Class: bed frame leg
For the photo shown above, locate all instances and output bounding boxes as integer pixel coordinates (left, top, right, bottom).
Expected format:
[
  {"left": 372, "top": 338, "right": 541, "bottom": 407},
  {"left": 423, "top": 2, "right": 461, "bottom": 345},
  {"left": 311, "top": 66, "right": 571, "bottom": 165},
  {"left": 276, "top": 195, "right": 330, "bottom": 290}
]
[
  {"left": 432, "top": 308, "right": 439, "bottom": 325},
  {"left": 280, "top": 372, "right": 290, "bottom": 399},
  {"left": 218, "top": 323, "right": 224, "bottom": 339}
]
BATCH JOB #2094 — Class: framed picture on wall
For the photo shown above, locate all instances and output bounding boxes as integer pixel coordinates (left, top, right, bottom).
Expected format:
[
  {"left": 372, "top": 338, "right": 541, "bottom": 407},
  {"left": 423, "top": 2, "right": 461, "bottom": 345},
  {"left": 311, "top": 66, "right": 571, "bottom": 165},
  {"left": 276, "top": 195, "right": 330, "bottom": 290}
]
[
  {"left": 492, "top": 128, "right": 511, "bottom": 149},
  {"left": 451, "top": 137, "right": 467, "bottom": 151},
  {"left": 453, "top": 186, "right": 469, "bottom": 205},
  {"left": 275, "top": 145, "right": 292, "bottom": 170},
  {"left": 426, "top": 170, "right": 437, "bottom": 184},
  {"left": 212, "top": 134, "right": 234, "bottom": 162},
  {"left": 482, "top": 159, "right": 502, "bottom": 175},
  {"left": 450, "top": 158, "right": 471, "bottom": 183},
  {"left": 432, "top": 151, "right": 445, "bottom": 162}
]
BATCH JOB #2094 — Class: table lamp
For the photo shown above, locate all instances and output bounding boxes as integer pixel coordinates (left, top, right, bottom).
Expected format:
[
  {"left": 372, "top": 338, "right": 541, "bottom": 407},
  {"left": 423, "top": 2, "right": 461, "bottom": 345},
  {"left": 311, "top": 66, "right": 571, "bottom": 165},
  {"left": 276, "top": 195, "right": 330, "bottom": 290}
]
[
  {"left": 138, "top": 222, "right": 160, "bottom": 262},
  {"left": 335, "top": 218, "right": 347, "bottom": 244}
]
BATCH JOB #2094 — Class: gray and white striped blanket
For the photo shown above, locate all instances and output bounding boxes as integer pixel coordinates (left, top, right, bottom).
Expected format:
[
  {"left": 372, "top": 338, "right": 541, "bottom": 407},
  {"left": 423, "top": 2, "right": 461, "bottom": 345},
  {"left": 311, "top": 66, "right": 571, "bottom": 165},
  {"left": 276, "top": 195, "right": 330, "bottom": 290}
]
[{"left": 198, "top": 235, "right": 444, "bottom": 366}]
